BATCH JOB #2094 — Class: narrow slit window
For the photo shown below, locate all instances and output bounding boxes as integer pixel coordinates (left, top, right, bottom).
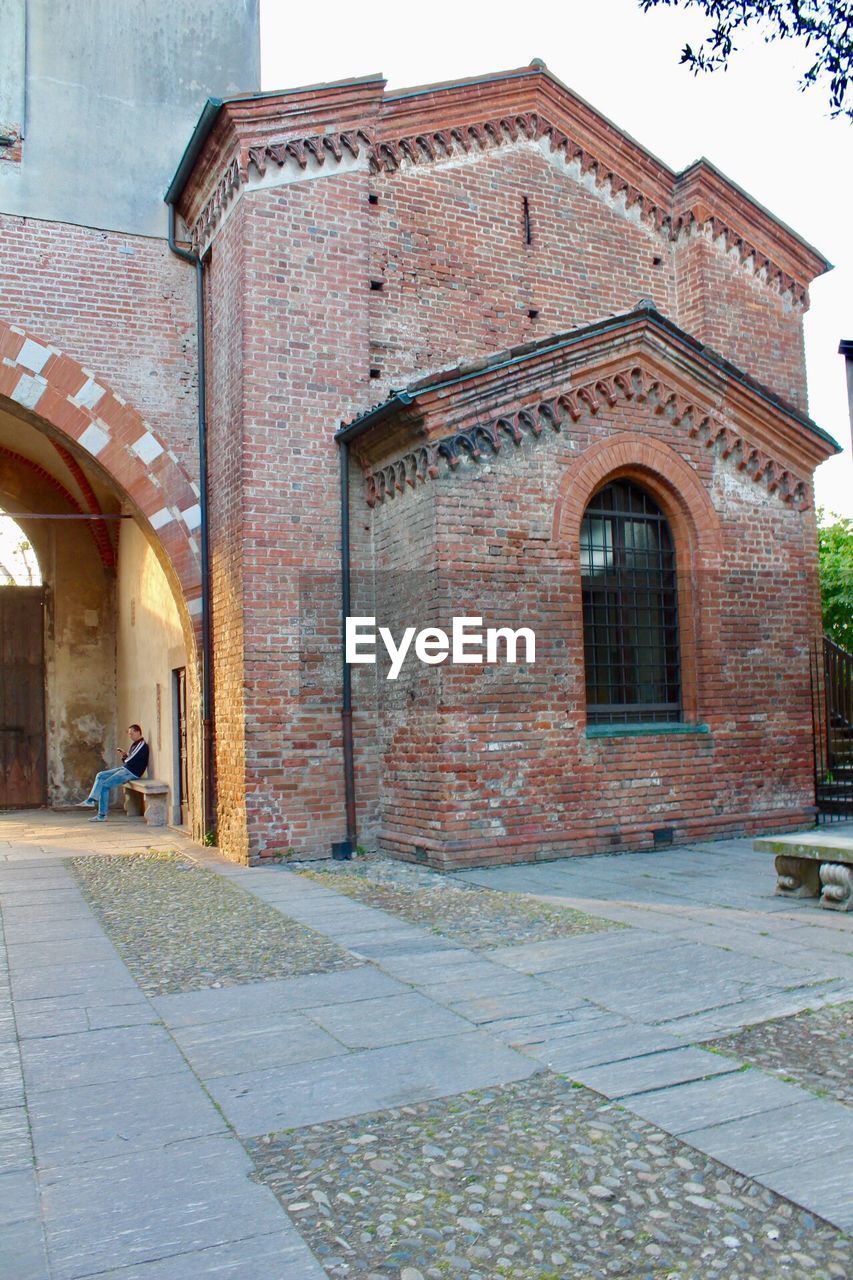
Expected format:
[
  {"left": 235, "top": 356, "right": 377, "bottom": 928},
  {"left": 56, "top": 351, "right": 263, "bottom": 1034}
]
[{"left": 523, "top": 196, "right": 532, "bottom": 246}]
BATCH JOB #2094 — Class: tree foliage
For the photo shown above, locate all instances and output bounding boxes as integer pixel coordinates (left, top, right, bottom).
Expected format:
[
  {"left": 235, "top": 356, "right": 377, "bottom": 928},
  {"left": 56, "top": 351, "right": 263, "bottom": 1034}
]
[
  {"left": 639, "top": 1, "right": 853, "bottom": 119},
  {"left": 817, "top": 509, "right": 853, "bottom": 649}
]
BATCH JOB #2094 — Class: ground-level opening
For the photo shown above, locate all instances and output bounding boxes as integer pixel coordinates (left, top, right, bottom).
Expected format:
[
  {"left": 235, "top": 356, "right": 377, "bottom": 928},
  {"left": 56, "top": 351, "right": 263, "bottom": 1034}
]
[{"left": 0, "top": 393, "right": 194, "bottom": 826}]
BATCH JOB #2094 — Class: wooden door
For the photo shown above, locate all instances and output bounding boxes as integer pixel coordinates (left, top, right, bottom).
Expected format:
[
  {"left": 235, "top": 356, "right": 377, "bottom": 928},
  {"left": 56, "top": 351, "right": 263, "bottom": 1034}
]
[
  {"left": 0, "top": 588, "right": 46, "bottom": 807},
  {"left": 174, "top": 666, "right": 188, "bottom": 826}
]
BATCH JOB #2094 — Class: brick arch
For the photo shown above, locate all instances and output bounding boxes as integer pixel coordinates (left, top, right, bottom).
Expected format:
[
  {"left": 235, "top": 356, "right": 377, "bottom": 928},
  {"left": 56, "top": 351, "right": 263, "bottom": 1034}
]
[
  {"left": 0, "top": 318, "right": 202, "bottom": 642},
  {"left": 552, "top": 432, "right": 724, "bottom": 723}
]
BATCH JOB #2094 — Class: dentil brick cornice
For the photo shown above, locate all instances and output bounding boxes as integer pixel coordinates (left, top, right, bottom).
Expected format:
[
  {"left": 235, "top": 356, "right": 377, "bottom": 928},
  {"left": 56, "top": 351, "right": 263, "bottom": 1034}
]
[{"left": 177, "top": 64, "right": 829, "bottom": 308}]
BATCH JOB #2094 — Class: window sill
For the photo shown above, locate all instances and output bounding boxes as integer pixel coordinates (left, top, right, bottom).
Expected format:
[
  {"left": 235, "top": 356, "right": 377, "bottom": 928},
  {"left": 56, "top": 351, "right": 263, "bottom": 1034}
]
[{"left": 585, "top": 722, "right": 710, "bottom": 739}]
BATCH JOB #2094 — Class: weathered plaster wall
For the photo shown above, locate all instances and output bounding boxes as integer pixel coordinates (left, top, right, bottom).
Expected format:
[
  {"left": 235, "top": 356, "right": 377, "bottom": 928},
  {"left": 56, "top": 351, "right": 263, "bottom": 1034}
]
[
  {"left": 0, "top": 0, "right": 260, "bottom": 235},
  {"left": 44, "top": 523, "right": 116, "bottom": 805},
  {"left": 116, "top": 520, "right": 187, "bottom": 822}
]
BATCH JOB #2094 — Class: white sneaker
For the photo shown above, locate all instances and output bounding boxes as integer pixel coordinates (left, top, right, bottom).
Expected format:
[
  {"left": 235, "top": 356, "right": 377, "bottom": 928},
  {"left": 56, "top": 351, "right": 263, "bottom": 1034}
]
[
  {"left": 88, "top": 815, "right": 106, "bottom": 822},
  {"left": 77, "top": 800, "right": 96, "bottom": 808}
]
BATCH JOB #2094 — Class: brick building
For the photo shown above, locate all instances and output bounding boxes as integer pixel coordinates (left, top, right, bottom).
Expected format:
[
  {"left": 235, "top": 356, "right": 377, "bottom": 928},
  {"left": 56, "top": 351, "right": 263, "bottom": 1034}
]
[{"left": 0, "top": 12, "right": 840, "bottom": 865}]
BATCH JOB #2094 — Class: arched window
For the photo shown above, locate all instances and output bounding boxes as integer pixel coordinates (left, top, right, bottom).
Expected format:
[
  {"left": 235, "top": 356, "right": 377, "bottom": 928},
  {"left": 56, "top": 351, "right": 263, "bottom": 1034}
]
[
  {"left": 580, "top": 480, "right": 680, "bottom": 724},
  {"left": 0, "top": 511, "right": 41, "bottom": 586}
]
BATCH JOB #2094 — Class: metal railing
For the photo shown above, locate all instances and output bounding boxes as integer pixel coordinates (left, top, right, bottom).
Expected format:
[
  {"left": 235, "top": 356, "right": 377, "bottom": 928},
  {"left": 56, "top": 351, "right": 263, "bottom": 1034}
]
[{"left": 811, "top": 636, "right": 853, "bottom": 821}]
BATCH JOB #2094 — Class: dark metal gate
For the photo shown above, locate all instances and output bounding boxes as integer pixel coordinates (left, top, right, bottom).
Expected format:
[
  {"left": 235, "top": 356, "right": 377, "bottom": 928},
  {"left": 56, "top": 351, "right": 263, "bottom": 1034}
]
[
  {"left": 811, "top": 636, "right": 853, "bottom": 822},
  {"left": 0, "top": 587, "right": 47, "bottom": 808}
]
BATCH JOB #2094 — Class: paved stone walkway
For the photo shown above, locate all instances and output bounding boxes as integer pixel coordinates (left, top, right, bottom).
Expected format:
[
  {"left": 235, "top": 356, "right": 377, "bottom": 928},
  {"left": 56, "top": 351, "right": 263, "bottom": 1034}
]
[{"left": 1, "top": 812, "right": 851, "bottom": 1278}]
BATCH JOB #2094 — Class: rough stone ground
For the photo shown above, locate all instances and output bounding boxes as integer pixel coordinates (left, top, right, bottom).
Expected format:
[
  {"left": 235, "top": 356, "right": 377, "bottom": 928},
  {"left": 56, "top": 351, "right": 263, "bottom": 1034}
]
[
  {"left": 3, "top": 817, "right": 850, "bottom": 1279},
  {"left": 706, "top": 1003, "right": 852, "bottom": 1107},
  {"left": 69, "top": 851, "right": 355, "bottom": 996},
  {"left": 247, "top": 1073, "right": 849, "bottom": 1280},
  {"left": 296, "top": 856, "right": 614, "bottom": 950}
]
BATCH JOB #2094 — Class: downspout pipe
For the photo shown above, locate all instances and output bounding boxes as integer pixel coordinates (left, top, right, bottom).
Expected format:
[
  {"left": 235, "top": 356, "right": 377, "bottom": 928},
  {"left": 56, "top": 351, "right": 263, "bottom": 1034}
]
[
  {"left": 335, "top": 401, "right": 408, "bottom": 854},
  {"left": 166, "top": 202, "right": 215, "bottom": 840},
  {"left": 339, "top": 439, "right": 357, "bottom": 853}
]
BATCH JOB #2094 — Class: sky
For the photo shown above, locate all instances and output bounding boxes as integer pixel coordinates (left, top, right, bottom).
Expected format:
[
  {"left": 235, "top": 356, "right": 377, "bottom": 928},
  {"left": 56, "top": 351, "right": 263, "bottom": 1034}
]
[
  {"left": 260, "top": 0, "right": 852, "bottom": 519},
  {"left": 0, "top": 514, "right": 40, "bottom": 586}
]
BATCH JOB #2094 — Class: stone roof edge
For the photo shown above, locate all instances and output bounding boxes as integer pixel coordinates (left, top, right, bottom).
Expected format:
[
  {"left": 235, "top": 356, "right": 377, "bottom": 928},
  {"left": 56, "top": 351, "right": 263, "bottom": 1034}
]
[
  {"left": 341, "top": 306, "right": 839, "bottom": 514},
  {"left": 344, "top": 305, "right": 838, "bottom": 454},
  {"left": 172, "top": 63, "right": 830, "bottom": 293}
]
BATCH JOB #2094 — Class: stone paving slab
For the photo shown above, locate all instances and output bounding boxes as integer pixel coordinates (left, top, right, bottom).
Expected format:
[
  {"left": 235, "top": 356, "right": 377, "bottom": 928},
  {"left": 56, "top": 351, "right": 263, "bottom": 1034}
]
[
  {"left": 13, "top": 993, "right": 153, "bottom": 1039},
  {"left": 6, "top": 935, "right": 125, "bottom": 970},
  {"left": 654, "top": 982, "right": 853, "bottom": 1041},
  {"left": 533, "top": 1022, "right": 683, "bottom": 1073},
  {"left": 0, "top": 1215, "right": 49, "bottom": 1280},
  {"left": 0, "top": 1164, "right": 49, "bottom": 1278},
  {"left": 169, "top": 1010, "right": 345, "bottom": 1079},
  {"left": 442, "top": 983, "right": 588, "bottom": 1026},
  {"left": 488, "top": 1006, "right": 628, "bottom": 1049},
  {"left": 366, "top": 946, "right": 480, "bottom": 984},
  {"left": 417, "top": 966, "right": 553, "bottom": 1005},
  {"left": 483, "top": 927, "right": 677, "bottom": 973},
  {"left": 27, "top": 1072, "right": 229, "bottom": 1168},
  {"left": 92, "top": 1231, "right": 329, "bottom": 1280},
  {"left": 0, "top": 1061, "right": 26, "bottom": 1109},
  {"left": 572, "top": 1046, "right": 742, "bottom": 1098},
  {"left": 303, "top": 990, "right": 472, "bottom": 1048},
  {"left": 761, "top": 1154, "right": 853, "bottom": 1235},
  {"left": 39, "top": 1135, "right": 301, "bottom": 1280},
  {"left": 1, "top": 915, "right": 111, "bottom": 946},
  {"left": 622, "top": 1069, "right": 811, "bottom": 1133},
  {"left": 685, "top": 1097, "right": 853, "bottom": 1177},
  {"left": 10, "top": 959, "right": 140, "bottom": 1002},
  {"left": 20, "top": 1023, "right": 188, "bottom": 1093},
  {"left": 343, "top": 932, "right": 461, "bottom": 960},
  {"left": 205, "top": 1031, "right": 539, "bottom": 1136},
  {"left": 0, "top": 1165, "right": 41, "bottom": 1227},
  {"left": 152, "top": 965, "right": 405, "bottom": 1028},
  {"left": 0, "top": 888, "right": 88, "bottom": 911},
  {"left": 0, "top": 1102, "right": 32, "bottom": 1174},
  {"left": 2, "top": 815, "right": 851, "bottom": 1264}
]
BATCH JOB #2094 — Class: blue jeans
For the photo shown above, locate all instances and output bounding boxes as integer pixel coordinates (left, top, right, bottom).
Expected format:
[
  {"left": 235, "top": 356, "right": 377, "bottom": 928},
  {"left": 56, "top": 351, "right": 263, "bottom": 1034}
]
[{"left": 88, "top": 767, "right": 136, "bottom": 817}]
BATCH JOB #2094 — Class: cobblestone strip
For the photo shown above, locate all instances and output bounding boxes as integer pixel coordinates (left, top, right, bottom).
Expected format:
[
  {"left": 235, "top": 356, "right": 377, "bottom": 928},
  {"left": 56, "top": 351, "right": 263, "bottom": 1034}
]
[
  {"left": 68, "top": 851, "right": 356, "bottom": 996},
  {"left": 247, "top": 1073, "right": 850, "bottom": 1280},
  {"left": 11, "top": 841, "right": 848, "bottom": 1275},
  {"left": 294, "top": 857, "right": 616, "bottom": 950},
  {"left": 704, "top": 1003, "right": 852, "bottom": 1105}
]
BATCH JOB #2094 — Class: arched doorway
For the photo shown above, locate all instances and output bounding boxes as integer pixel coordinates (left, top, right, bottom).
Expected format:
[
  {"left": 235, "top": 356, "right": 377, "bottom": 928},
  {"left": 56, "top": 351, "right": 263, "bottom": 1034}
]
[
  {"left": 0, "top": 320, "right": 204, "bottom": 831},
  {"left": 0, "top": 510, "right": 45, "bottom": 806}
]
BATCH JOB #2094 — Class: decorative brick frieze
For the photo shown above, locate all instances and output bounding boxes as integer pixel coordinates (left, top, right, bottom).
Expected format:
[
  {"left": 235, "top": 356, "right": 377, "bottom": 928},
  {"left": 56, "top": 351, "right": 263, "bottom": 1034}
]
[
  {"left": 673, "top": 218, "right": 807, "bottom": 309},
  {"left": 184, "top": 66, "right": 826, "bottom": 310},
  {"left": 0, "top": 318, "right": 202, "bottom": 627},
  {"left": 362, "top": 361, "right": 811, "bottom": 512}
]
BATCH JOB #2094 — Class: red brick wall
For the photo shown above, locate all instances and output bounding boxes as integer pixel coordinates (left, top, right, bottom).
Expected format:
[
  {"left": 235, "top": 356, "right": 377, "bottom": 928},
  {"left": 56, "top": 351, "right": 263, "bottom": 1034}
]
[
  {"left": 358, "top": 390, "right": 818, "bottom": 867},
  {"left": 368, "top": 147, "right": 676, "bottom": 393},
  {"left": 0, "top": 215, "right": 199, "bottom": 480},
  {"left": 674, "top": 230, "right": 808, "bottom": 411},
  {"left": 206, "top": 202, "right": 250, "bottom": 856},
  {"left": 364, "top": 146, "right": 808, "bottom": 412},
  {"left": 204, "top": 137, "right": 818, "bottom": 863},
  {"left": 220, "top": 177, "right": 374, "bottom": 859}
]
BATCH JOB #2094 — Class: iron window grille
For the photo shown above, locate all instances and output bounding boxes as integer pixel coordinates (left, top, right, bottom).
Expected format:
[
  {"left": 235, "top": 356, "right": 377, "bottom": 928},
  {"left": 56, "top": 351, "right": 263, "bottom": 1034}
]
[{"left": 580, "top": 480, "right": 681, "bottom": 724}]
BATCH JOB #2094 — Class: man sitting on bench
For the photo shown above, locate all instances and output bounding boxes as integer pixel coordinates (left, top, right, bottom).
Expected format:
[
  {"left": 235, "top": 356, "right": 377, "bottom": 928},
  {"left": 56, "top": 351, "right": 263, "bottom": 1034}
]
[{"left": 78, "top": 724, "right": 149, "bottom": 822}]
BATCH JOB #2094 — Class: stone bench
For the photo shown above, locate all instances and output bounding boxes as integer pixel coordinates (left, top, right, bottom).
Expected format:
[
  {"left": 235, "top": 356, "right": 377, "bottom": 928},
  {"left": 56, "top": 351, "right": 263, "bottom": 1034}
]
[
  {"left": 754, "top": 833, "right": 853, "bottom": 912},
  {"left": 123, "top": 779, "right": 169, "bottom": 827}
]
